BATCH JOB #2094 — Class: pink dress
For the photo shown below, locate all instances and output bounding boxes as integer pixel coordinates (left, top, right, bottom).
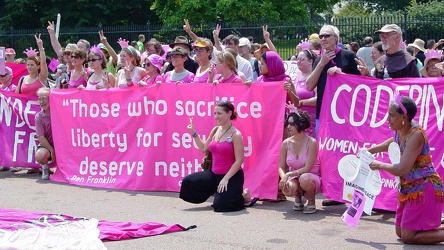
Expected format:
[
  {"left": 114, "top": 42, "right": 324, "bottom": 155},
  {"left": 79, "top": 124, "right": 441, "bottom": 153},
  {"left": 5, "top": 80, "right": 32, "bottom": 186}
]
[
  {"left": 163, "top": 70, "right": 194, "bottom": 84},
  {"left": 19, "top": 77, "right": 44, "bottom": 96},
  {"left": 285, "top": 140, "right": 320, "bottom": 176}
]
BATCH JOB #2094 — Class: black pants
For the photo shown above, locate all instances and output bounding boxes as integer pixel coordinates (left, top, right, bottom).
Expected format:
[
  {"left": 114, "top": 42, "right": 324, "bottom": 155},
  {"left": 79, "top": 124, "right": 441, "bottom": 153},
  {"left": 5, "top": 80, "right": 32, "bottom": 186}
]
[{"left": 180, "top": 169, "right": 245, "bottom": 212}]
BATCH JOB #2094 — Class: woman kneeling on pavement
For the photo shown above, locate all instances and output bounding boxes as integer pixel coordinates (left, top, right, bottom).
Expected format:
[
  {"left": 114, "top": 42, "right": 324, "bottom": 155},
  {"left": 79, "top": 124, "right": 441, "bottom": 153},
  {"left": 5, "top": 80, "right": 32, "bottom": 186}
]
[
  {"left": 180, "top": 101, "right": 245, "bottom": 212},
  {"left": 278, "top": 106, "right": 321, "bottom": 214}
]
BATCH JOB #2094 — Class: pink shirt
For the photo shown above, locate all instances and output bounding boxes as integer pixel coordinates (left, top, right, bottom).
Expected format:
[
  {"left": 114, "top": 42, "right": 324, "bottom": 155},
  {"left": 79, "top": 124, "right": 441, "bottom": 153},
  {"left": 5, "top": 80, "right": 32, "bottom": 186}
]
[
  {"left": 208, "top": 138, "right": 236, "bottom": 175},
  {"left": 193, "top": 67, "right": 215, "bottom": 83},
  {"left": 163, "top": 71, "right": 195, "bottom": 84},
  {"left": 285, "top": 140, "right": 320, "bottom": 176},
  {"left": 19, "top": 77, "right": 44, "bottom": 96},
  {"left": 35, "top": 111, "right": 53, "bottom": 146},
  {"left": 1, "top": 83, "right": 17, "bottom": 92},
  {"left": 68, "top": 69, "right": 90, "bottom": 88},
  {"left": 215, "top": 73, "right": 243, "bottom": 83},
  {"left": 140, "top": 74, "right": 164, "bottom": 85}
]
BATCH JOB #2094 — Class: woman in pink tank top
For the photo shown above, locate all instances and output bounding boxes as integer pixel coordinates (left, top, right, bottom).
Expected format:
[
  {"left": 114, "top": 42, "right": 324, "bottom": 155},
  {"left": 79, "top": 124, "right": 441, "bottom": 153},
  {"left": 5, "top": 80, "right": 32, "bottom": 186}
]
[
  {"left": 16, "top": 34, "right": 48, "bottom": 96},
  {"left": 278, "top": 107, "right": 321, "bottom": 214},
  {"left": 180, "top": 101, "right": 246, "bottom": 212}
]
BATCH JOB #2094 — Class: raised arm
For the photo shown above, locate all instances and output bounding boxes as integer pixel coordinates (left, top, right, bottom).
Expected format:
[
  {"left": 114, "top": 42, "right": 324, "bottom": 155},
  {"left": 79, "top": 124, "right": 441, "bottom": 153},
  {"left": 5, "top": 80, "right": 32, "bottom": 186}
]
[
  {"left": 212, "top": 24, "right": 223, "bottom": 52},
  {"left": 183, "top": 19, "right": 199, "bottom": 42},
  {"left": 99, "top": 31, "right": 118, "bottom": 67},
  {"left": 262, "top": 25, "right": 276, "bottom": 52},
  {"left": 187, "top": 117, "right": 217, "bottom": 152},
  {"left": 36, "top": 34, "right": 48, "bottom": 85},
  {"left": 47, "top": 21, "right": 63, "bottom": 57}
]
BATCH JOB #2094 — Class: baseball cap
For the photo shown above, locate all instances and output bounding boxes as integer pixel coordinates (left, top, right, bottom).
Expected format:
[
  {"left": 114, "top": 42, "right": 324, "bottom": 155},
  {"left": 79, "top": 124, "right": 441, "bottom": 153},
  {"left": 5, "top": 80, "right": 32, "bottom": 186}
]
[
  {"left": 2, "top": 66, "right": 13, "bottom": 76},
  {"left": 375, "top": 24, "right": 402, "bottom": 34},
  {"left": 5, "top": 48, "right": 16, "bottom": 55},
  {"left": 239, "top": 37, "right": 251, "bottom": 48}
]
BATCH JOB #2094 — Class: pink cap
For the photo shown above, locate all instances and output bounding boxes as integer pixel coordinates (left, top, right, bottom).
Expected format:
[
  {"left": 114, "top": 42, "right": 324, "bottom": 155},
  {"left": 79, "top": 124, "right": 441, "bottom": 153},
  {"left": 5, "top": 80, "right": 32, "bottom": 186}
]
[
  {"left": 5, "top": 48, "right": 16, "bottom": 55},
  {"left": 145, "top": 54, "right": 163, "bottom": 72},
  {"left": 3, "top": 66, "right": 13, "bottom": 76}
]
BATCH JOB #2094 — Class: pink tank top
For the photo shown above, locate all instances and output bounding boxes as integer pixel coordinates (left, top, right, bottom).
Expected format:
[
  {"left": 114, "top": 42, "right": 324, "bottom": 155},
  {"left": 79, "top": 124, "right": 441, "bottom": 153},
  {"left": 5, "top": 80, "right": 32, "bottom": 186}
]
[
  {"left": 68, "top": 69, "right": 90, "bottom": 88},
  {"left": 216, "top": 73, "right": 243, "bottom": 83},
  {"left": 208, "top": 131, "right": 236, "bottom": 175},
  {"left": 285, "top": 139, "right": 320, "bottom": 176},
  {"left": 140, "top": 74, "right": 164, "bottom": 85},
  {"left": 164, "top": 71, "right": 195, "bottom": 84},
  {"left": 193, "top": 67, "right": 215, "bottom": 83},
  {"left": 20, "top": 77, "right": 44, "bottom": 96}
]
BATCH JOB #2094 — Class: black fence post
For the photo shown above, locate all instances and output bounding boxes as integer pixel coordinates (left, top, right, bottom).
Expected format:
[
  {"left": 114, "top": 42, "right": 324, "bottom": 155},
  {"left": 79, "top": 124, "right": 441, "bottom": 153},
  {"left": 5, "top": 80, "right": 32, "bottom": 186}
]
[
  {"left": 147, "top": 20, "right": 151, "bottom": 40},
  {"left": 403, "top": 10, "right": 408, "bottom": 41},
  {"left": 9, "top": 26, "right": 14, "bottom": 48},
  {"left": 200, "top": 18, "right": 205, "bottom": 38}
]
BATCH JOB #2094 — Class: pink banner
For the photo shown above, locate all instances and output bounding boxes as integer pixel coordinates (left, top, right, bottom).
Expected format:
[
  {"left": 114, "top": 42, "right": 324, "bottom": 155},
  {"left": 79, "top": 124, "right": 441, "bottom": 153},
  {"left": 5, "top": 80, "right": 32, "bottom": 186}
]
[
  {"left": 6, "top": 63, "right": 28, "bottom": 85},
  {"left": 49, "top": 83, "right": 286, "bottom": 199},
  {"left": 320, "top": 74, "right": 444, "bottom": 211},
  {"left": 0, "top": 91, "right": 40, "bottom": 167}
]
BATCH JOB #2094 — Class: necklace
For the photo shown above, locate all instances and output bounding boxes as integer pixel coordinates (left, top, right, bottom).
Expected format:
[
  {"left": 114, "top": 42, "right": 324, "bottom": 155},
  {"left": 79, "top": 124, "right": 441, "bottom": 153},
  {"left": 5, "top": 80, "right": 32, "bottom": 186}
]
[{"left": 217, "top": 124, "right": 233, "bottom": 142}]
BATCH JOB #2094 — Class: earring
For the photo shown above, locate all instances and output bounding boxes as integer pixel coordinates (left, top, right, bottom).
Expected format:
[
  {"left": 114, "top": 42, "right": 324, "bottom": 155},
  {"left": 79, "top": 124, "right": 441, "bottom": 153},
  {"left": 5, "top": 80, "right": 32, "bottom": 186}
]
[{"left": 402, "top": 120, "right": 405, "bottom": 125}]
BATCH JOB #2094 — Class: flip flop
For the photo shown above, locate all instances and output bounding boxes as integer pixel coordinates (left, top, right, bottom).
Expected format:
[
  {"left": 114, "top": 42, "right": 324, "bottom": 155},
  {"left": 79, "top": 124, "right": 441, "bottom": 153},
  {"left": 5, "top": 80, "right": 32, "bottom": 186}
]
[
  {"left": 303, "top": 205, "right": 316, "bottom": 214},
  {"left": 292, "top": 202, "right": 304, "bottom": 211},
  {"left": 245, "top": 198, "right": 259, "bottom": 207}
]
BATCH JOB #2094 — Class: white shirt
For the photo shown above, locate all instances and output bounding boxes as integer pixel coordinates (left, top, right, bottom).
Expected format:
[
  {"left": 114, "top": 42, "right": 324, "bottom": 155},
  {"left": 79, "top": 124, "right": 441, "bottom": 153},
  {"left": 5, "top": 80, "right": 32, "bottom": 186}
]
[{"left": 236, "top": 55, "right": 253, "bottom": 81}]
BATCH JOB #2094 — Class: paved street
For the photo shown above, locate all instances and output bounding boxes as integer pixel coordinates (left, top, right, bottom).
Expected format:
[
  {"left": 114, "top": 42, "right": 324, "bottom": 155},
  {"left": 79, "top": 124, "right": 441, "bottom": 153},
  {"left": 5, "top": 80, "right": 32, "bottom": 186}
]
[{"left": 1, "top": 170, "right": 442, "bottom": 249}]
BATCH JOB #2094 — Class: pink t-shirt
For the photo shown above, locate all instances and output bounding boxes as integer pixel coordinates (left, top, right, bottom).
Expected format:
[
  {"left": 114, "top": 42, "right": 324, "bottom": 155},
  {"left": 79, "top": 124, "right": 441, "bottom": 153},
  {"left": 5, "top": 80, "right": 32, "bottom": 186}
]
[
  {"left": 19, "top": 77, "right": 44, "bottom": 96},
  {"left": 208, "top": 136, "right": 236, "bottom": 175},
  {"left": 215, "top": 73, "right": 243, "bottom": 83},
  {"left": 163, "top": 70, "right": 195, "bottom": 84},
  {"left": 35, "top": 111, "right": 53, "bottom": 146},
  {"left": 140, "top": 74, "right": 164, "bottom": 85},
  {"left": 193, "top": 67, "right": 215, "bottom": 83},
  {"left": 295, "top": 77, "right": 316, "bottom": 138}
]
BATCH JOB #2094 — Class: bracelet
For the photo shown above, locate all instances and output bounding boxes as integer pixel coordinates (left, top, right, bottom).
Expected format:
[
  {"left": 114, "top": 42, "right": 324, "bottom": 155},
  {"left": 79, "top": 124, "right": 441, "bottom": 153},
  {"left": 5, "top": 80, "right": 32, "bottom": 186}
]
[
  {"left": 39, "top": 48, "right": 45, "bottom": 51},
  {"left": 192, "top": 131, "right": 198, "bottom": 138}
]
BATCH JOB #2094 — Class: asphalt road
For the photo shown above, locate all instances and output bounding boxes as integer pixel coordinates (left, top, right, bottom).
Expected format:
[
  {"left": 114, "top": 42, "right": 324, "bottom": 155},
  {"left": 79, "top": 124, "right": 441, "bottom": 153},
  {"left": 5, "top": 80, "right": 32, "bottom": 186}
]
[{"left": 1, "top": 170, "right": 443, "bottom": 249}]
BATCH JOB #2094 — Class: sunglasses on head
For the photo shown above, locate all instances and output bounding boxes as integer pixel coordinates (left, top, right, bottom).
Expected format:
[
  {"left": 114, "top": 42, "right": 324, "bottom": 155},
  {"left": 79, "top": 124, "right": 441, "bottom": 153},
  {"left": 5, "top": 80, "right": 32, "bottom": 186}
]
[{"left": 319, "top": 34, "right": 332, "bottom": 39}]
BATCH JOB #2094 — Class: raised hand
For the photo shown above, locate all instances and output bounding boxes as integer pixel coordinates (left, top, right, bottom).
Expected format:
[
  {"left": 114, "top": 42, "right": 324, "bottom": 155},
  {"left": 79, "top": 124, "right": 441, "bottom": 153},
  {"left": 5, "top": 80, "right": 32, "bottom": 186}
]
[
  {"left": 99, "top": 30, "right": 108, "bottom": 44},
  {"left": 183, "top": 19, "right": 192, "bottom": 33},
  {"left": 187, "top": 117, "right": 195, "bottom": 133},
  {"left": 35, "top": 34, "right": 43, "bottom": 49},
  {"left": 212, "top": 24, "right": 221, "bottom": 39},
  {"left": 263, "top": 25, "right": 270, "bottom": 40},
  {"left": 47, "top": 21, "right": 55, "bottom": 35}
]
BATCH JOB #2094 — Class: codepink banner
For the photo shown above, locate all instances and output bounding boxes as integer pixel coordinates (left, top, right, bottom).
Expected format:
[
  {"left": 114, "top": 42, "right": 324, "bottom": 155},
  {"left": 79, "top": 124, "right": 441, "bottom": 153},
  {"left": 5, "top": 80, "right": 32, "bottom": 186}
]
[
  {"left": 49, "top": 83, "right": 286, "bottom": 199},
  {"left": 320, "top": 74, "right": 444, "bottom": 211},
  {"left": 0, "top": 91, "right": 40, "bottom": 167}
]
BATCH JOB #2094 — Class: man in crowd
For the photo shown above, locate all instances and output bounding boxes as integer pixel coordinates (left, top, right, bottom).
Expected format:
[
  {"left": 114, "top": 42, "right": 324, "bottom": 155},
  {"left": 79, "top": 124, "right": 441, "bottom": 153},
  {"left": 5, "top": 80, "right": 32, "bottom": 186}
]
[
  {"left": 215, "top": 34, "right": 253, "bottom": 81},
  {"left": 306, "top": 24, "right": 361, "bottom": 206},
  {"left": 356, "top": 36, "right": 374, "bottom": 72},
  {"left": 238, "top": 37, "right": 260, "bottom": 81},
  {"left": 375, "top": 24, "right": 420, "bottom": 78},
  {"left": 164, "top": 36, "right": 199, "bottom": 74}
]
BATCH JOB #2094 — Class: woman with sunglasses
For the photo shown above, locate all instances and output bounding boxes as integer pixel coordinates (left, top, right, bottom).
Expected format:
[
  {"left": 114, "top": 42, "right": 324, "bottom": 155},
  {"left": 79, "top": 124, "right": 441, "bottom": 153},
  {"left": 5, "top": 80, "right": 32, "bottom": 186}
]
[
  {"left": 288, "top": 49, "right": 317, "bottom": 138},
  {"left": 138, "top": 54, "right": 164, "bottom": 85},
  {"left": 278, "top": 108, "right": 321, "bottom": 214},
  {"left": 16, "top": 34, "right": 49, "bottom": 96},
  {"left": 66, "top": 49, "right": 90, "bottom": 89},
  {"left": 208, "top": 51, "right": 242, "bottom": 84},
  {"left": 80, "top": 46, "right": 115, "bottom": 89},
  {"left": 192, "top": 38, "right": 215, "bottom": 83}
]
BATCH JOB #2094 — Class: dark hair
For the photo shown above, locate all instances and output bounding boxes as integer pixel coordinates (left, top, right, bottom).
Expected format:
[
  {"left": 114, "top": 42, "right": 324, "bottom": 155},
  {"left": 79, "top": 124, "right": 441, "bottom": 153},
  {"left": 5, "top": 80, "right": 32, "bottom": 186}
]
[
  {"left": 350, "top": 42, "right": 360, "bottom": 53},
  {"left": 301, "top": 50, "right": 316, "bottom": 66},
  {"left": 394, "top": 96, "right": 417, "bottom": 121},
  {"left": 286, "top": 110, "right": 311, "bottom": 133},
  {"left": 426, "top": 39, "right": 436, "bottom": 49},
  {"left": 145, "top": 39, "right": 165, "bottom": 56},
  {"left": 224, "top": 35, "right": 239, "bottom": 45},
  {"left": 261, "top": 52, "right": 267, "bottom": 63},
  {"left": 216, "top": 100, "right": 237, "bottom": 120},
  {"left": 72, "top": 49, "right": 87, "bottom": 59},
  {"left": 373, "top": 41, "right": 383, "bottom": 53},
  {"left": 363, "top": 36, "right": 373, "bottom": 46}
]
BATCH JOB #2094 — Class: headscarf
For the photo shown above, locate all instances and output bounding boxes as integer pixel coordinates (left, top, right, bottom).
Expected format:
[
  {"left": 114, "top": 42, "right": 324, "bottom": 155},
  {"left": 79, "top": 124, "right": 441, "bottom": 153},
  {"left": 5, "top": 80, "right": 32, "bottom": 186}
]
[{"left": 261, "top": 51, "right": 288, "bottom": 81}]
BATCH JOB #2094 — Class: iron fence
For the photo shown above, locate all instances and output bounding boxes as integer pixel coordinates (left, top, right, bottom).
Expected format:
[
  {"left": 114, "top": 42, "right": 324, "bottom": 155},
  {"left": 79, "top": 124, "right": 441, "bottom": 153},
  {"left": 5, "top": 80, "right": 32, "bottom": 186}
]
[{"left": 1, "top": 14, "right": 444, "bottom": 60}]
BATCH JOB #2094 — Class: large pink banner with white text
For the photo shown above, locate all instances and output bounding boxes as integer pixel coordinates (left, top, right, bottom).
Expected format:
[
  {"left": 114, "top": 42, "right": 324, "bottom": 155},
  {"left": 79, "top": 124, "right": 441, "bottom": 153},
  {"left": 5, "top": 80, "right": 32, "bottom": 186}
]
[
  {"left": 320, "top": 74, "right": 444, "bottom": 211},
  {"left": 0, "top": 91, "right": 40, "bottom": 168},
  {"left": 49, "top": 83, "right": 286, "bottom": 199}
]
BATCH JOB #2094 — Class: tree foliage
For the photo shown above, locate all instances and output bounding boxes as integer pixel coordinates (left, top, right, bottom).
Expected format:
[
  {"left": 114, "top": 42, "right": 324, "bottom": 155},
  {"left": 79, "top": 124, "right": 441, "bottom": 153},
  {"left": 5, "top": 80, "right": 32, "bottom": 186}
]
[{"left": 334, "top": 2, "right": 372, "bottom": 18}]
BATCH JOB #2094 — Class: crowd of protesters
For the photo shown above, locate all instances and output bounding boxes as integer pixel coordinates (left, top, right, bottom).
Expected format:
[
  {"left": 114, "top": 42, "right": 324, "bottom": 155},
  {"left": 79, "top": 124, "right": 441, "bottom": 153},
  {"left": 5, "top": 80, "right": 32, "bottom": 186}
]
[{"left": 2, "top": 19, "right": 444, "bottom": 245}]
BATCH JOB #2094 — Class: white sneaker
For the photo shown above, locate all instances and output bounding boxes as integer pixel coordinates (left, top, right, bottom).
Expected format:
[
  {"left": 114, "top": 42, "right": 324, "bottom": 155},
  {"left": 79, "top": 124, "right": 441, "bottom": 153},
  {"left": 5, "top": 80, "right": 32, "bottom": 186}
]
[{"left": 42, "top": 168, "right": 50, "bottom": 180}]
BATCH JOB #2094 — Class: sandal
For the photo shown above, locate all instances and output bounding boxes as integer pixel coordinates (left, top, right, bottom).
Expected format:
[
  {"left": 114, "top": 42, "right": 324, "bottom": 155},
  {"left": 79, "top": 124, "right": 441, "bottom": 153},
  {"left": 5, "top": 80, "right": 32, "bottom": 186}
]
[
  {"left": 245, "top": 198, "right": 259, "bottom": 207},
  {"left": 10, "top": 167, "right": 22, "bottom": 172},
  {"left": 27, "top": 168, "right": 42, "bottom": 174},
  {"left": 292, "top": 202, "right": 305, "bottom": 211},
  {"left": 270, "top": 193, "right": 287, "bottom": 203},
  {"left": 303, "top": 205, "right": 317, "bottom": 214}
]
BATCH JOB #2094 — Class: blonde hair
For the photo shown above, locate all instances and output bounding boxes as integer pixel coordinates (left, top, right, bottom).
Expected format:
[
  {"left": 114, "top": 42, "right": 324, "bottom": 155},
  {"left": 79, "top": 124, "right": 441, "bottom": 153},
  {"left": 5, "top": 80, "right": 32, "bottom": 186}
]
[{"left": 217, "top": 51, "right": 237, "bottom": 74}]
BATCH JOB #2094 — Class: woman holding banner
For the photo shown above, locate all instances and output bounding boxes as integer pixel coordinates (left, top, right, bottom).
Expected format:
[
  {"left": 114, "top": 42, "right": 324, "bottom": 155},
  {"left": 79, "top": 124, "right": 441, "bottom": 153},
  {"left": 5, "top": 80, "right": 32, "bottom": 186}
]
[
  {"left": 180, "top": 101, "right": 245, "bottom": 212},
  {"left": 278, "top": 106, "right": 321, "bottom": 214},
  {"left": 367, "top": 95, "right": 444, "bottom": 244}
]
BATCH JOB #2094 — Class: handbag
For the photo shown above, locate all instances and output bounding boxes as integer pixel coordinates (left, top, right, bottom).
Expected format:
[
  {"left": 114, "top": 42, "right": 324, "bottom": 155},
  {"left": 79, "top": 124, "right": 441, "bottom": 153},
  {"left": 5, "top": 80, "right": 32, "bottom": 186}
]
[{"left": 201, "top": 151, "right": 212, "bottom": 171}]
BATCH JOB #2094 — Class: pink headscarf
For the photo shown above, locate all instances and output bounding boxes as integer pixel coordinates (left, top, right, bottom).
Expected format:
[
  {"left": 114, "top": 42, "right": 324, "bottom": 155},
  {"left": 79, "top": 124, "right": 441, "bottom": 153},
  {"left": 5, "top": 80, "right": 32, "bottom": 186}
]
[{"left": 261, "top": 51, "right": 289, "bottom": 81}]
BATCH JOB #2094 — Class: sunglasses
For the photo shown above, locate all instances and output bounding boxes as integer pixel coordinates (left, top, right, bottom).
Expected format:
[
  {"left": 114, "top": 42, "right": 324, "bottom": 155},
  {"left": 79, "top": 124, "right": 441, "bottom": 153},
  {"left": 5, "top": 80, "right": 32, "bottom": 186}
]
[
  {"left": 64, "top": 52, "right": 72, "bottom": 56},
  {"left": 89, "top": 58, "right": 101, "bottom": 62},
  {"left": 319, "top": 34, "right": 332, "bottom": 39},
  {"left": 142, "top": 62, "right": 151, "bottom": 68},
  {"left": 71, "top": 55, "right": 81, "bottom": 59},
  {"left": 193, "top": 48, "right": 206, "bottom": 53},
  {"left": 0, "top": 74, "right": 8, "bottom": 77},
  {"left": 285, "top": 121, "right": 297, "bottom": 126}
]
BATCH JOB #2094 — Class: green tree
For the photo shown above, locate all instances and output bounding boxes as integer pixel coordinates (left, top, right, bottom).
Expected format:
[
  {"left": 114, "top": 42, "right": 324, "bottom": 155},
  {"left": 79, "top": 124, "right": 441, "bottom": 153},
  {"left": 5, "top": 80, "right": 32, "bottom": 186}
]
[{"left": 335, "top": 2, "right": 372, "bottom": 18}]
